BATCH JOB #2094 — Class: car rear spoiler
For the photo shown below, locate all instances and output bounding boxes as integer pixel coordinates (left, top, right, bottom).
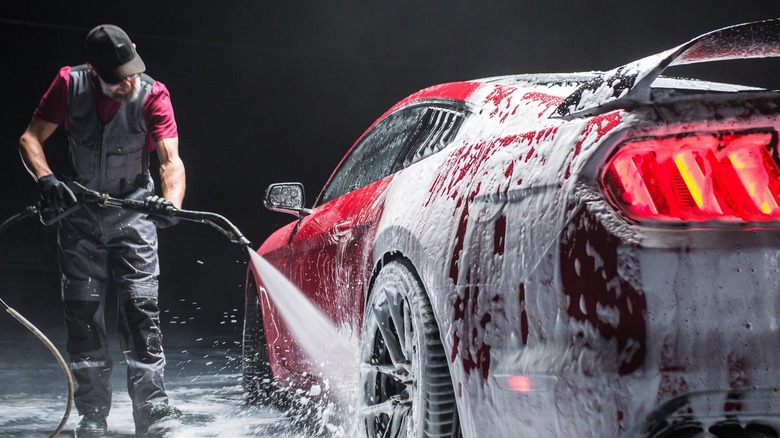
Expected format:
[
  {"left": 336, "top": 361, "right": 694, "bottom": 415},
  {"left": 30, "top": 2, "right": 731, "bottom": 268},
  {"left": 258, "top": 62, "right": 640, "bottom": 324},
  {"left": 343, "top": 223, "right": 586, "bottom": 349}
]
[{"left": 553, "top": 18, "right": 780, "bottom": 119}]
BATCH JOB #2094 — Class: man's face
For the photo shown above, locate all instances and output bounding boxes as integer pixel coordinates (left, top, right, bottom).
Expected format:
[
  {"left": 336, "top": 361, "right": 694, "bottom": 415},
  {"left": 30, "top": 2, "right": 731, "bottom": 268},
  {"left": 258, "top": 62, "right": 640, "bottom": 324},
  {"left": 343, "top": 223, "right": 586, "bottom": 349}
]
[{"left": 98, "top": 73, "right": 141, "bottom": 102}]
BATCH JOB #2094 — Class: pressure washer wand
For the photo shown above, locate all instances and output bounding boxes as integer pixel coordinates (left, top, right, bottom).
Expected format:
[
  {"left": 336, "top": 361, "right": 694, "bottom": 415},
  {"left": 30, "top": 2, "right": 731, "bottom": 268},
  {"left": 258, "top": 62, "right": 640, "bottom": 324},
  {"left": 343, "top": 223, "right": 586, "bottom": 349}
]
[{"left": 82, "top": 186, "right": 252, "bottom": 249}]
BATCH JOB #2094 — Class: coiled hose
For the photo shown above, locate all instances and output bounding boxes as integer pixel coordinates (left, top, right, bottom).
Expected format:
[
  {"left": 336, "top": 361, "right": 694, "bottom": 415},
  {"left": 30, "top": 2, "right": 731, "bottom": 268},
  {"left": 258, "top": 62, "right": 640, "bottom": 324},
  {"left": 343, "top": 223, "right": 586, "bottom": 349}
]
[
  {"left": 0, "top": 205, "right": 39, "bottom": 234},
  {"left": 0, "top": 205, "right": 74, "bottom": 438}
]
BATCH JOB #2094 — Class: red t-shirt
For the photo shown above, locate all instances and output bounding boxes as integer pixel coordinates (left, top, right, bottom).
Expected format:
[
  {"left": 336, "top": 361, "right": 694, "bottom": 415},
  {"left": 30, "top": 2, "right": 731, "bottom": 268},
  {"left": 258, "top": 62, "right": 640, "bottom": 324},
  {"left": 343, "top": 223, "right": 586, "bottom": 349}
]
[{"left": 33, "top": 66, "right": 178, "bottom": 150}]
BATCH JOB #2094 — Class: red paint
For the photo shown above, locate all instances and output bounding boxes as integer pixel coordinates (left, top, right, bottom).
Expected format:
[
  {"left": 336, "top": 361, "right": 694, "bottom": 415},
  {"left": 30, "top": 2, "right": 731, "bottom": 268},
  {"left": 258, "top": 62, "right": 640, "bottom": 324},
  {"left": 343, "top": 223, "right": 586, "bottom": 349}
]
[
  {"left": 427, "top": 140, "right": 489, "bottom": 207},
  {"left": 258, "top": 177, "right": 391, "bottom": 378},
  {"left": 564, "top": 111, "right": 622, "bottom": 179},
  {"left": 449, "top": 203, "right": 470, "bottom": 283},
  {"left": 522, "top": 92, "right": 565, "bottom": 117},
  {"left": 504, "top": 160, "right": 514, "bottom": 178},
  {"left": 657, "top": 374, "right": 689, "bottom": 403},
  {"left": 493, "top": 214, "right": 506, "bottom": 257},
  {"left": 484, "top": 85, "right": 518, "bottom": 123},
  {"left": 389, "top": 81, "right": 481, "bottom": 113},
  {"left": 427, "top": 127, "right": 560, "bottom": 210},
  {"left": 560, "top": 210, "right": 647, "bottom": 375},
  {"left": 459, "top": 284, "right": 491, "bottom": 379},
  {"left": 519, "top": 283, "right": 529, "bottom": 345},
  {"left": 452, "top": 275, "right": 493, "bottom": 380}
]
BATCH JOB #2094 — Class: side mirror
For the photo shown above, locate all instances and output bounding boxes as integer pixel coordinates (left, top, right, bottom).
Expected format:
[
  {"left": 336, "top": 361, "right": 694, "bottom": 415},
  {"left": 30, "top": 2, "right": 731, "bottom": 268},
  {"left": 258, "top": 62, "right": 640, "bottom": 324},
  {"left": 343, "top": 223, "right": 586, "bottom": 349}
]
[{"left": 264, "top": 182, "right": 312, "bottom": 217}]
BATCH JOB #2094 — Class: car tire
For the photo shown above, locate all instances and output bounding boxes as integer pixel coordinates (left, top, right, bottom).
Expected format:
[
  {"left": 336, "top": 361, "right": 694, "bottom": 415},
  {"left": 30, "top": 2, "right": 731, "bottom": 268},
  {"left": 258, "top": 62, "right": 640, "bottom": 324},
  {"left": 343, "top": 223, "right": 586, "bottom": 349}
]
[
  {"left": 359, "top": 258, "right": 460, "bottom": 437},
  {"left": 242, "top": 279, "right": 274, "bottom": 404}
]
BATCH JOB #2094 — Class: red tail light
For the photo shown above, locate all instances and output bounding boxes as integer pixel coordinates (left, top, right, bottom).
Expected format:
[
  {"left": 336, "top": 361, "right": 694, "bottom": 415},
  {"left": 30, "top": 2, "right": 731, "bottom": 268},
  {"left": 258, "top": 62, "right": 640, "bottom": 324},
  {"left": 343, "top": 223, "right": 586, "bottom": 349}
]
[{"left": 602, "top": 129, "right": 780, "bottom": 224}]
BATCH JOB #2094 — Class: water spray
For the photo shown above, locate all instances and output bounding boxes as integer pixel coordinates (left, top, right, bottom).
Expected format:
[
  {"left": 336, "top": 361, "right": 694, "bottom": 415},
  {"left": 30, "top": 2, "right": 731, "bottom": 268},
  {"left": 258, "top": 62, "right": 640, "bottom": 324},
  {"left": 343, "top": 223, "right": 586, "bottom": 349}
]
[{"left": 0, "top": 182, "right": 253, "bottom": 437}]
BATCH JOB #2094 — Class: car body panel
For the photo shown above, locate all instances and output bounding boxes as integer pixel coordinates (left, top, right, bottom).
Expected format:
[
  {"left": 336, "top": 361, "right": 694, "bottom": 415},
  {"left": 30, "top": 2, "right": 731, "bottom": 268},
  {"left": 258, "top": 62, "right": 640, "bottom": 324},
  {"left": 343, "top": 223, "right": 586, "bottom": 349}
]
[
  {"left": 248, "top": 19, "right": 780, "bottom": 437},
  {"left": 257, "top": 178, "right": 391, "bottom": 380}
]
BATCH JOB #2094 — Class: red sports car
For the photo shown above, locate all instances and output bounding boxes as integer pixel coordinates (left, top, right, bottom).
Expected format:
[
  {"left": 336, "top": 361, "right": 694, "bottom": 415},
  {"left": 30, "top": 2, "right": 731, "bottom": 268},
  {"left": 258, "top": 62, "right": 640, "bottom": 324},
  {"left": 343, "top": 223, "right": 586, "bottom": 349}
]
[{"left": 243, "top": 19, "right": 780, "bottom": 437}]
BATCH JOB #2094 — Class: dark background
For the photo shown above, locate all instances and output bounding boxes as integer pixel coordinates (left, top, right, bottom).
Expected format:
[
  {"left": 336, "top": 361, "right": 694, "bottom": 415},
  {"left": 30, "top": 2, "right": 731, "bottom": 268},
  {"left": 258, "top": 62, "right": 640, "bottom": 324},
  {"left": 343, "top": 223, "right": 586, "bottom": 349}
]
[{"left": 1, "top": 2, "right": 779, "bottom": 334}]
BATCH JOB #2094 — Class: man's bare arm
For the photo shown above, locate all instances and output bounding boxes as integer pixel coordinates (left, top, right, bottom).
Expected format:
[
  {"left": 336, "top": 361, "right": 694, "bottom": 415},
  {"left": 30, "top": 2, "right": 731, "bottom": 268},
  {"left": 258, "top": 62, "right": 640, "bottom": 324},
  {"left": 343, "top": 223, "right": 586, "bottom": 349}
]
[
  {"left": 19, "top": 116, "right": 59, "bottom": 180},
  {"left": 155, "top": 136, "right": 185, "bottom": 208}
]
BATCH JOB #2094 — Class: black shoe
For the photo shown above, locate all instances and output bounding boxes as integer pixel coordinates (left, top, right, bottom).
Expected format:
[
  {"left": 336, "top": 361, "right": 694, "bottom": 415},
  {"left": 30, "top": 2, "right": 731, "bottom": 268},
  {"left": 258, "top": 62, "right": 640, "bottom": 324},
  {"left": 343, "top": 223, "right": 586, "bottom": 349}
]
[
  {"left": 74, "top": 412, "right": 107, "bottom": 437},
  {"left": 135, "top": 405, "right": 182, "bottom": 436}
]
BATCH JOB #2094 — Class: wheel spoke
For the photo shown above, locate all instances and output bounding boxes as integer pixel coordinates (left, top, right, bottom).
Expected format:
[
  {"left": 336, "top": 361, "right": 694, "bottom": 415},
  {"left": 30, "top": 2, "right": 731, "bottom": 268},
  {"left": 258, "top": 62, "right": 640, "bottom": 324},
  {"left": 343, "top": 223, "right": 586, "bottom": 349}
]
[
  {"left": 384, "top": 287, "right": 412, "bottom": 359},
  {"left": 360, "top": 362, "right": 410, "bottom": 384},
  {"left": 372, "top": 299, "right": 408, "bottom": 366},
  {"left": 360, "top": 393, "right": 412, "bottom": 438},
  {"left": 385, "top": 399, "right": 410, "bottom": 438},
  {"left": 362, "top": 393, "right": 411, "bottom": 414}
]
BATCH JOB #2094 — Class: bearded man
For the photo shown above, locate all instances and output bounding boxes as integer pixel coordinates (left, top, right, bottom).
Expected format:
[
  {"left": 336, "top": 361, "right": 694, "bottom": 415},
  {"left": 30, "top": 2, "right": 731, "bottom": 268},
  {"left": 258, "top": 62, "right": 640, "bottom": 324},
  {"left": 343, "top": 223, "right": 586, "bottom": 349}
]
[{"left": 18, "top": 24, "right": 185, "bottom": 436}]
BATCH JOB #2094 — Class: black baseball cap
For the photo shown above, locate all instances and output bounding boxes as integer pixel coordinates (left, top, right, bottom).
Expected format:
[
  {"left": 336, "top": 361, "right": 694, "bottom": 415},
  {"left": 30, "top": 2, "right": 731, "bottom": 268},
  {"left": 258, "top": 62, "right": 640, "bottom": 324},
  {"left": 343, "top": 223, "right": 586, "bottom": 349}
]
[{"left": 85, "top": 24, "right": 145, "bottom": 84}]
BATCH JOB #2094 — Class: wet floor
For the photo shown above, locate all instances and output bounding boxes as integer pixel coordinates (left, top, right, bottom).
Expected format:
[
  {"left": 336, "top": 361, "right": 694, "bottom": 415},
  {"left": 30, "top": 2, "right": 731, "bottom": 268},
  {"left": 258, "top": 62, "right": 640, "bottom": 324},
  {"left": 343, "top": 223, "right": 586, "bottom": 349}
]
[{"left": 0, "top": 319, "right": 319, "bottom": 438}]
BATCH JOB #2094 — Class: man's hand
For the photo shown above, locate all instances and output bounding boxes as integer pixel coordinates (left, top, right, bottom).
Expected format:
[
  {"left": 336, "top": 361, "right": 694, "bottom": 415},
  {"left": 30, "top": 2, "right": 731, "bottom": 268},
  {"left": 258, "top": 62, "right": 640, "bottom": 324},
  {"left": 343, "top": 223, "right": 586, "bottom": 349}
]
[
  {"left": 144, "top": 195, "right": 180, "bottom": 228},
  {"left": 38, "top": 174, "right": 77, "bottom": 211}
]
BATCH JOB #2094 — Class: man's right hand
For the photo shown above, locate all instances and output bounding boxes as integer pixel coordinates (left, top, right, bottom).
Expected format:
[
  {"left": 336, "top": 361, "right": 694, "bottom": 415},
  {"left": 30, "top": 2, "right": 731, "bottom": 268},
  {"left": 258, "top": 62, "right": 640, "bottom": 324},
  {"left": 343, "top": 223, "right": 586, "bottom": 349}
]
[
  {"left": 143, "top": 195, "right": 180, "bottom": 228},
  {"left": 38, "top": 174, "right": 77, "bottom": 211}
]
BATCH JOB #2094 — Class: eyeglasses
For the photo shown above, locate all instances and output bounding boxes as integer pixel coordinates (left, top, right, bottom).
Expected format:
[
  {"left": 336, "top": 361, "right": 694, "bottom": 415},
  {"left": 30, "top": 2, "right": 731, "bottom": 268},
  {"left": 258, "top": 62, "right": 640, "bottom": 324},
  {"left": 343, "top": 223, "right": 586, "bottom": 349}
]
[{"left": 109, "top": 73, "right": 140, "bottom": 86}]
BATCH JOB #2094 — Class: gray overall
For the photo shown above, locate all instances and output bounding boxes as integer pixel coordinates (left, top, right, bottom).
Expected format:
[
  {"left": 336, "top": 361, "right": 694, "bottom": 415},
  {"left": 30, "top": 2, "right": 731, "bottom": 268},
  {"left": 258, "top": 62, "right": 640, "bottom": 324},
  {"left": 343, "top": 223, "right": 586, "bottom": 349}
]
[{"left": 60, "top": 65, "right": 168, "bottom": 423}]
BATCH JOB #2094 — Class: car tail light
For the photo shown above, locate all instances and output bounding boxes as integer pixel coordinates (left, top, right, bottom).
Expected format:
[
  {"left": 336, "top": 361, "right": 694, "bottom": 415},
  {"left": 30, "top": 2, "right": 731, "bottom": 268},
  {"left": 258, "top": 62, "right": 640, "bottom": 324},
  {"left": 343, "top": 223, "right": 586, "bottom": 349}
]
[
  {"left": 494, "top": 374, "right": 557, "bottom": 392},
  {"left": 602, "top": 129, "right": 780, "bottom": 224}
]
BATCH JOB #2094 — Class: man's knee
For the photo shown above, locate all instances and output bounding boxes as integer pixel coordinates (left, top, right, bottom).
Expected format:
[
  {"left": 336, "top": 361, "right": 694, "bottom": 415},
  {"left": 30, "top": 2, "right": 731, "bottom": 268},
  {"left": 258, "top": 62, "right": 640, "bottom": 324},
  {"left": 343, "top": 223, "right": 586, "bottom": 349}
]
[
  {"left": 123, "top": 298, "right": 163, "bottom": 356},
  {"left": 65, "top": 300, "right": 103, "bottom": 354}
]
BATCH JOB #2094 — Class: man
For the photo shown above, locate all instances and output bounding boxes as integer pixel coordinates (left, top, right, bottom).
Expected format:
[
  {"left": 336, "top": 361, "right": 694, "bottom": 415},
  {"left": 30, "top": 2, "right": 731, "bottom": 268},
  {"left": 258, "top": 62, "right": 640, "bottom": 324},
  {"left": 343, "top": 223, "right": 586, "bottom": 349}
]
[{"left": 18, "top": 24, "right": 185, "bottom": 436}]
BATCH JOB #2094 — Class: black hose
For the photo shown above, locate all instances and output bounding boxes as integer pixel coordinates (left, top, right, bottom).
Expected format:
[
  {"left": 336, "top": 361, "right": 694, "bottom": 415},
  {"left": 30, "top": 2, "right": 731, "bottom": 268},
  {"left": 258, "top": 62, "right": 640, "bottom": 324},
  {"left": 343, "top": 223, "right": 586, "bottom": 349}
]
[
  {"left": 0, "top": 206, "right": 74, "bottom": 437},
  {"left": 0, "top": 205, "right": 38, "bottom": 235},
  {"left": 0, "top": 298, "right": 74, "bottom": 437}
]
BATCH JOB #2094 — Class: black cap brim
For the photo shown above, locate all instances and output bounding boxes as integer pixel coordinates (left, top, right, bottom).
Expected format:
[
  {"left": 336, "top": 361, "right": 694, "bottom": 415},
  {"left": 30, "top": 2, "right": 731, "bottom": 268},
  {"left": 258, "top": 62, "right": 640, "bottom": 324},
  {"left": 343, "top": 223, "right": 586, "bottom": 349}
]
[{"left": 99, "top": 54, "right": 146, "bottom": 84}]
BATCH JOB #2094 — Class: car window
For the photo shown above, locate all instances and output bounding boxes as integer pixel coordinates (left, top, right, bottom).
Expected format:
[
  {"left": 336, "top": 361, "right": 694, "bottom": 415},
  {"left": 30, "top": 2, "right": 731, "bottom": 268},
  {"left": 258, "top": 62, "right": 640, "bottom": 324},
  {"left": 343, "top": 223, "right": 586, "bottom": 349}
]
[
  {"left": 319, "top": 106, "right": 429, "bottom": 204},
  {"left": 318, "top": 103, "right": 468, "bottom": 205},
  {"left": 395, "top": 107, "right": 466, "bottom": 171}
]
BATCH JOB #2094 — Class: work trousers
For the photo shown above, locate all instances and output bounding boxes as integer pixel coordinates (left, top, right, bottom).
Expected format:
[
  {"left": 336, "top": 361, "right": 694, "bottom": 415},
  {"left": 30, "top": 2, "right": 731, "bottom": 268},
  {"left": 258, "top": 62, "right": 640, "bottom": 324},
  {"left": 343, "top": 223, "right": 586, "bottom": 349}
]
[{"left": 57, "top": 187, "right": 169, "bottom": 424}]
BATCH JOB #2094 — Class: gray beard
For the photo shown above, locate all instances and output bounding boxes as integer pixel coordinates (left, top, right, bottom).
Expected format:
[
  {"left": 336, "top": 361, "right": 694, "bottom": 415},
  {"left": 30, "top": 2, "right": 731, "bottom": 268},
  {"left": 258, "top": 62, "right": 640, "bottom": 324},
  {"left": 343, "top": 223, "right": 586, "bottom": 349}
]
[{"left": 99, "top": 76, "right": 141, "bottom": 102}]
